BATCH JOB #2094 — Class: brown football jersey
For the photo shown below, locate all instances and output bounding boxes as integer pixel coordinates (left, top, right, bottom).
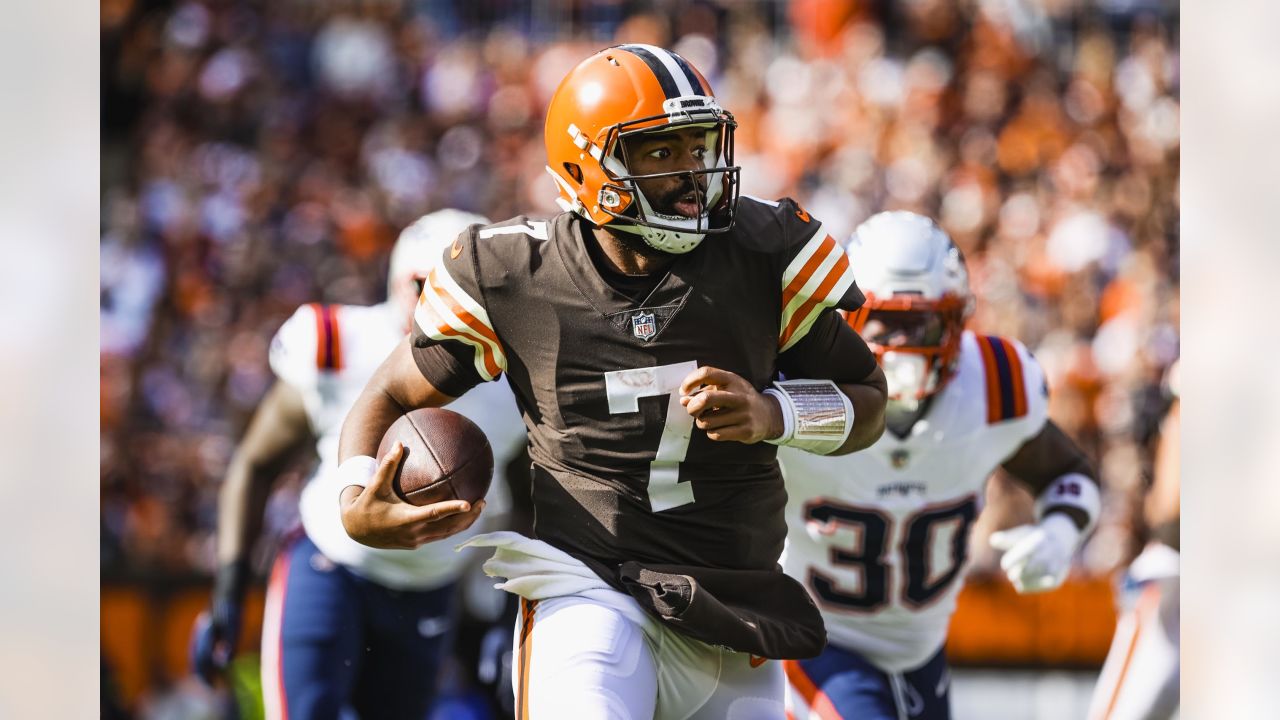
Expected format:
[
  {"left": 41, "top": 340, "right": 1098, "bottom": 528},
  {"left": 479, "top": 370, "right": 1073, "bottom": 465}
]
[{"left": 411, "top": 196, "right": 874, "bottom": 594}]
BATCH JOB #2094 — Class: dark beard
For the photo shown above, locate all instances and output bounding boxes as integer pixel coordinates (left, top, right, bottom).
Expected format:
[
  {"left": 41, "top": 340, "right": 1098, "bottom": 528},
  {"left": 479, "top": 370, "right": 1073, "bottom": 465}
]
[
  {"left": 648, "top": 177, "right": 704, "bottom": 218},
  {"left": 608, "top": 222, "right": 671, "bottom": 260}
]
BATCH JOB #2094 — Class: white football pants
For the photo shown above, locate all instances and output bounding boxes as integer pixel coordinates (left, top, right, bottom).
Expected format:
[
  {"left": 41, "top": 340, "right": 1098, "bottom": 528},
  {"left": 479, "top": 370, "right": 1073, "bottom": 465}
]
[
  {"left": 462, "top": 531, "right": 784, "bottom": 720},
  {"left": 1088, "top": 567, "right": 1179, "bottom": 719}
]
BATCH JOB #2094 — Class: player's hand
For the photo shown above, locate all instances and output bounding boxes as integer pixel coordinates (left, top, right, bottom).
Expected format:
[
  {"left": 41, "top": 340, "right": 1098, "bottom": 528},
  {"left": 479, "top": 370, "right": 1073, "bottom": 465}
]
[
  {"left": 988, "top": 514, "right": 1082, "bottom": 593},
  {"left": 679, "top": 366, "right": 783, "bottom": 444},
  {"left": 190, "top": 563, "right": 247, "bottom": 686},
  {"left": 340, "top": 443, "right": 485, "bottom": 549}
]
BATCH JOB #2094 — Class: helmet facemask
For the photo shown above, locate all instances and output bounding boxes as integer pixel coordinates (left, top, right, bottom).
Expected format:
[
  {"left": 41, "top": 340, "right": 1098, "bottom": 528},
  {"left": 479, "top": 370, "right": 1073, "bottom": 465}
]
[
  {"left": 595, "top": 101, "right": 740, "bottom": 254},
  {"left": 847, "top": 295, "right": 969, "bottom": 412}
]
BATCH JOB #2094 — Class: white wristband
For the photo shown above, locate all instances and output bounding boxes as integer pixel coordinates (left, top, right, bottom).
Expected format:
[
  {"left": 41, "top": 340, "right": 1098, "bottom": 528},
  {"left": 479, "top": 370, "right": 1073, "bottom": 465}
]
[
  {"left": 764, "top": 379, "right": 854, "bottom": 455},
  {"left": 1036, "top": 472, "right": 1101, "bottom": 535},
  {"left": 337, "top": 455, "right": 379, "bottom": 490}
]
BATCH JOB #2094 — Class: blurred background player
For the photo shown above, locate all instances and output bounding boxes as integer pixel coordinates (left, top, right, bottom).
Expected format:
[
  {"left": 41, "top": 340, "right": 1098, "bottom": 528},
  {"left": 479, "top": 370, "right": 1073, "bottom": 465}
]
[
  {"left": 190, "top": 209, "right": 528, "bottom": 719},
  {"left": 780, "top": 212, "right": 1102, "bottom": 720},
  {"left": 1086, "top": 360, "right": 1179, "bottom": 720}
]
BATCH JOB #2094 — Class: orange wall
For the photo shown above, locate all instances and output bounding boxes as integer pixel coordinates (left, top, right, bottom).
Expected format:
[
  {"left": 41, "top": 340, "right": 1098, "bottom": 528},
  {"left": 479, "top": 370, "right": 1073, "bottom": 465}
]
[
  {"left": 102, "top": 585, "right": 265, "bottom": 707},
  {"left": 102, "top": 576, "right": 1115, "bottom": 707}
]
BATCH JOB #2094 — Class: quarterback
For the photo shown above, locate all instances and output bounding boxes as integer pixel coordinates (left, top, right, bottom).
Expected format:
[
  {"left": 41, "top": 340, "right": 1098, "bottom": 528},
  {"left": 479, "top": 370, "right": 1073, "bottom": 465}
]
[
  {"left": 190, "top": 210, "right": 527, "bottom": 719},
  {"left": 333, "top": 45, "right": 888, "bottom": 719},
  {"left": 780, "top": 212, "right": 1102, "bottom": 720}
]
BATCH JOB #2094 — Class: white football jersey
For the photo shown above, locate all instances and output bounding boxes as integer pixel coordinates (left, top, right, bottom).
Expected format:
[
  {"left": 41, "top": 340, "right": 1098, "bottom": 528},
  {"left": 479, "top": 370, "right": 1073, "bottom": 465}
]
[
  {"left": 779, "top": 331, "right": 1048, "bottom": 671},
  {"left": 269, "top": 302, "right": 526, "bottom": 590}
]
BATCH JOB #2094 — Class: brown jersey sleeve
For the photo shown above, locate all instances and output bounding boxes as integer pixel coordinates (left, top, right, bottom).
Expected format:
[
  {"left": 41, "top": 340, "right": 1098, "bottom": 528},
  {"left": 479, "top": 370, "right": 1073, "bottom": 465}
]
[
  {"left": 771, "top": 197, "right": 865, "bottom": 350},
  {"left": 409, "top": 324, "right": 485, "bottom": 398},
  {"left": 408, "top": 222, "right": 508, "bottom": 388},
  {"left": 776, "top": 307, "right": 878, "bottom": 382}
]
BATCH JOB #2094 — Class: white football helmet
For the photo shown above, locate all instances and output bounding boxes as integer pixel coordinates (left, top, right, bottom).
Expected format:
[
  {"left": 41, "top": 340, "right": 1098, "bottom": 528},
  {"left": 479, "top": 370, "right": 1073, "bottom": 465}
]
[
  {"left": 388, "top": 209, "right": 490, "bottom": 326},
  {"left": 845, "top": 212, "right": 974, "bottom": 409}
]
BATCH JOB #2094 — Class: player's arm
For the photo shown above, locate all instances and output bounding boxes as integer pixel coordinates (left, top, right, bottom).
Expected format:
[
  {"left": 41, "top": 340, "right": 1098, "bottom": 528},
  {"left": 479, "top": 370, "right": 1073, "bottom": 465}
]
[
  {"left": 336, "top": 336, "right": 485, "bottom": 550},
  {"left": 680, "top": 311, "right": 887, "bottom": 454},
  {"left": 1146, "top": 397, "right": 1179, "bottom": 549},
  {"left": 989, "top": 419, "right": 1101, "bottom": 593},
  {"left": 1001, "top": 420, "right": 1099, "bottom": 530},
  {"left": 194, "top": 380, "right": 313, "bottom": 684}
]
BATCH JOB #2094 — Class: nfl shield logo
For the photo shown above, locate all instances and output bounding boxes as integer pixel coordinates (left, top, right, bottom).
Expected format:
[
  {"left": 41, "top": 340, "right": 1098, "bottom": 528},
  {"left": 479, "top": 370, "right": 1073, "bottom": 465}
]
[{"left": 632, "top": 312, "right": 657, "bottom": 340}]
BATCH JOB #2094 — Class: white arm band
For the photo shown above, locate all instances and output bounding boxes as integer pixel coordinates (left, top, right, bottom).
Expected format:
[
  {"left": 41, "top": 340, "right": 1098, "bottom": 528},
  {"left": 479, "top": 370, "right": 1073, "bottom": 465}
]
[
  {"left": 1036, "top": 472, "right": 1101, "bottom": 535},
  {"left": 764, "top": 379, "right": 854, "bottom": 455},
  {"left": 337, "top": 455, "right": 379, "bottom": 490}
]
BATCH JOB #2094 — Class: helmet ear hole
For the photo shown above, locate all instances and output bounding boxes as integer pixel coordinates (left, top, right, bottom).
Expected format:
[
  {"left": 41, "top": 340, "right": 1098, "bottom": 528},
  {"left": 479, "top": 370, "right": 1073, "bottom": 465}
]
[{"left": 563, "top": 162, "right": 583, "bottom": 184}]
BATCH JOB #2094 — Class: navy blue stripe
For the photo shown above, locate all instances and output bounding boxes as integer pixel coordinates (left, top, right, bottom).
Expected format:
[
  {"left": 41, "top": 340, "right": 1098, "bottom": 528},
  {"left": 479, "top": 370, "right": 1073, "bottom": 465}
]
[
  {"left": 986, "top": 337, "right": 1016, "bottom": 421},
  {"left": 620, "top": 45, "right": 681, "bottom": 99},
  {"left": 320, "top": 305, "right": 336, "bottom": 369},
  {"left": 670, "top": 53, "right": 706, "bottom": 96}
]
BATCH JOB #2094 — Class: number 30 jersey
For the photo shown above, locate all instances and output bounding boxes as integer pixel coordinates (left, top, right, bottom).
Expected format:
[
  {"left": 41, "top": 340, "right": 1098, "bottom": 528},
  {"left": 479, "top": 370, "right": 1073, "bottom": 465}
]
[
  {"left": 410, "top": 199, "right": 875, "bottom": 585},
  {"left": 779, "top": 331, "right": 1048, "bottom": 671}
]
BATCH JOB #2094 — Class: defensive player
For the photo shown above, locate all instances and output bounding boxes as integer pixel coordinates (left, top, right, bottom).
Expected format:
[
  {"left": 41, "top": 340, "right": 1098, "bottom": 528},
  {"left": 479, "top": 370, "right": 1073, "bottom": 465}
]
[
  {"left": 333, "top": 45, "right": 889, "bottom": 719},
  {"left": 1086, "top": 361, "right": 1179, "bottom": 720},
  {"left": 779, "top": 212, "right": 1102, "bottom": 720},
  {"left": 190, "top": 210, "right": 528, "bottom": 719}
]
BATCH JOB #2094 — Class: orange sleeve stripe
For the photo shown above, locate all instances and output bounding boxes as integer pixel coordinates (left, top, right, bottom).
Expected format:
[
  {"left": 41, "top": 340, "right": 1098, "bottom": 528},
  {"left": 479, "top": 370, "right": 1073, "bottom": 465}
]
[
  {"left": 427, "top": 268, "right": 503, "bottom": 348},
  {"left": 979, "top": 336, "right": 1029, "bottom": 423},
  {"left": 783, "top": 660, "right": 844, "bottom": 719},
  {"left": 782, "top": 234, "right": 838, "bottom": 308},
  {"left": 779, "top": 252, "right": 852, "bottom": 349},
  {"left": 977, "top": 335, "right": 1003, "bottom": 424},
  {"left": 415, "top": 295, "right": 502, "bottom": 379}
]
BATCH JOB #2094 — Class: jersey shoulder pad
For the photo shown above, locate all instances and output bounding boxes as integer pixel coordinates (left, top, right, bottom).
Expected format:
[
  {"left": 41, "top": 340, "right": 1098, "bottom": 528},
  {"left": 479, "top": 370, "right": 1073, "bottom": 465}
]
[
  {"left": 737, "top": 197, "right": 865, "bottom": 351},
  {"left": 269, "top": 303, "right": 346, "bottom": 388},
  {"left": 732, "top": 195, "right": 821, "bottom": 254},
  {"left": 971, "top": 334, "right": 1048, "bottom": 430},
  {"left": 411, "top": 219, "right": 521, "bottom": 381}
]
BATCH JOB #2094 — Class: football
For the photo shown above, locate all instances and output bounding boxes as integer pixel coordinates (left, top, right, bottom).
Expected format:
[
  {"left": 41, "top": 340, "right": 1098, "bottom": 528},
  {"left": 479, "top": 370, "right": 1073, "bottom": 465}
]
[{"left": 376, "top": 408, "right": 493, "bottom": 506}]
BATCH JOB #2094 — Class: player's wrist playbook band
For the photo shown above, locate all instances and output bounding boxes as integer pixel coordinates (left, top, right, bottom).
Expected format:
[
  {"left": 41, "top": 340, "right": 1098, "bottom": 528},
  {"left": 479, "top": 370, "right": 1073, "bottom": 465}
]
[
  {"left": 1036, "top": 472, "right": 1101, "bottom": 535},
  {"left": 764, "top": 379, "right": 854, "bottom": 455},
  {"left": 337, "top": 455, "right": 379, "bottom": 490}
]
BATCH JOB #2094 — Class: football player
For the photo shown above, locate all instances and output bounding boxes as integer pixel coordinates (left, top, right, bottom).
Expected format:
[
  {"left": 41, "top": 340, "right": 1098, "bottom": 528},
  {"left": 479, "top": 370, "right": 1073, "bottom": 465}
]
[
  {"left": 778, "top": 212, "right": 1102, "bottom": 720},
  {"left": 1086, "top": 361, "right": 1179, "bottom": 720},
  {"left": 332, "top": 45, "right": 888, "bottom": 719},
  {"left": 190, "top": 210, "right": 529, "bottom": 719}
]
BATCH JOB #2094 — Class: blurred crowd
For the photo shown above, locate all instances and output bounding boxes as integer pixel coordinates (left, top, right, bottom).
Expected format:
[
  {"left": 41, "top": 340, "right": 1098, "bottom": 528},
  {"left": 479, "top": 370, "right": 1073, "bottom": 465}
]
[{"left": 100, "top": 0, "right": 1179, "bottom": 580}]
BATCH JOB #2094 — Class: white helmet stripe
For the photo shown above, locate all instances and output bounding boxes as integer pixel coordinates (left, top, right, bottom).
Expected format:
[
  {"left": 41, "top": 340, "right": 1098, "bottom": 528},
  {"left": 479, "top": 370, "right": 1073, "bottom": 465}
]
[{"left": 624, "top": 44, "right": 695, "bottom": 98}]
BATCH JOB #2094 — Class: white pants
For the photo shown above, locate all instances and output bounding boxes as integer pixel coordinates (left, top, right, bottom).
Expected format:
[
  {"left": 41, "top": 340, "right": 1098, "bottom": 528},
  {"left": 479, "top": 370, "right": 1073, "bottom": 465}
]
[
  {"left": 463, "top": 532, "right": 785, "bottom": 720},
  {"left": 1087, "top": 575, "right": 1180, "bottom": 720}
]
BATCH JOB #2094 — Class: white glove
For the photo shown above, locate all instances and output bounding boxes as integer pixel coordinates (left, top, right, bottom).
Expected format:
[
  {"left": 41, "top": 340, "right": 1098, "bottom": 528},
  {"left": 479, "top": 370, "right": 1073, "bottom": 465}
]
[{"left": 988, "top": 513, "right": 1082, "bottom": 594}]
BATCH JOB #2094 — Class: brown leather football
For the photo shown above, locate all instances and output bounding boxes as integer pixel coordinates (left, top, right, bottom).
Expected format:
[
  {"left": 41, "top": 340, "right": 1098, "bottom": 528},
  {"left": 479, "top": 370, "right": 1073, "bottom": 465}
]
[{"left": 376, "top": 408, "right": 493, "bottom": 506}]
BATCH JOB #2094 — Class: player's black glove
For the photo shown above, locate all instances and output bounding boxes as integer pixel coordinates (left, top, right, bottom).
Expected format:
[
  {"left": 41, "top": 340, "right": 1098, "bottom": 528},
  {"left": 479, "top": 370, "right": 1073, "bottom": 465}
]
[{"left": 190, "top": 559, "right": 250, "bottom": 686}]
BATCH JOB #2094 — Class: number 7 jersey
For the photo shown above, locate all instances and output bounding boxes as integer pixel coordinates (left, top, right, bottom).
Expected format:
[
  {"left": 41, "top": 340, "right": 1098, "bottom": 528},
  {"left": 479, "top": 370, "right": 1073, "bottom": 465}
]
[
  {"left": 409, "top": 199, "right": 873, "bottom": 585},
  {"left": 778, "top": 331, "right": 1048, "bottom": 672}
]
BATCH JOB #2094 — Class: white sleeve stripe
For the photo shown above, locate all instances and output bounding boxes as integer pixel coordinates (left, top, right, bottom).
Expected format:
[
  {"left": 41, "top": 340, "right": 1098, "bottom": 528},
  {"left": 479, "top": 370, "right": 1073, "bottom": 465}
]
[
  {"left": 781, "top": 234, "right": 843, "bottom": 324},
  {"left": 779, "top": 270, "right": 855, "bottom": 352},
  {"left": 430, "top": 247, "right": 499, "bottom": 334},
  {"left": 780, "top": 223, "right": 829, "bottom": 290},
  {"left": 414, "top": 295, "right": 504, "bottom": 381}
]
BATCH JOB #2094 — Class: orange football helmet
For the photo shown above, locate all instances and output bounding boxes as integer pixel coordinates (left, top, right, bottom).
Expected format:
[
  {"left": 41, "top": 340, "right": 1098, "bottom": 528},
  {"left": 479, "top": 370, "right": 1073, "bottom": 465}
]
[{"left": 544, "top": 44, "right": 739, "bottom": 254}]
